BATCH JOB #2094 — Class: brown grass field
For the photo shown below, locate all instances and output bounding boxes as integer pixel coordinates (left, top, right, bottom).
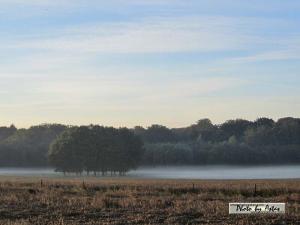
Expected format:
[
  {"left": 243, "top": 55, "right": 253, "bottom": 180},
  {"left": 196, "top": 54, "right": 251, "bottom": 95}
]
[{"left": 0, "top": 177, "right": 298, "bottom": 225}]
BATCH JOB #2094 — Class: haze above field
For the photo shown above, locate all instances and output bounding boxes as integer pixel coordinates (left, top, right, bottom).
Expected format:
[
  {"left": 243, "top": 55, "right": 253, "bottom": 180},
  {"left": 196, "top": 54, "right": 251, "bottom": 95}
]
[{"left": 1, "top": 0, "right": 300, "bottom": 128}]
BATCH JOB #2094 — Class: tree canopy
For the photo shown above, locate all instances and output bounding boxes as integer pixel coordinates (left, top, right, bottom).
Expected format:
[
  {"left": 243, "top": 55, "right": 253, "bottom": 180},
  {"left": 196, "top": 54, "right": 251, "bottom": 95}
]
[
  {"left": 0, "top": 117, "right": 299, "bottom": 171},
  {"left": 0, "top": 124, "right": 66, "bottom": 167},
  {"left": 48, "top": 125, "right": 144, "bottom": 175}
]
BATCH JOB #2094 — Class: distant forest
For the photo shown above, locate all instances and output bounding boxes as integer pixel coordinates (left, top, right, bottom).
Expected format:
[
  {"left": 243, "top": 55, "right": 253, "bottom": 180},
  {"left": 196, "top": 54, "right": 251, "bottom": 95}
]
[{"left": 0, "top": 117, "right": 299, "bottom": 171}]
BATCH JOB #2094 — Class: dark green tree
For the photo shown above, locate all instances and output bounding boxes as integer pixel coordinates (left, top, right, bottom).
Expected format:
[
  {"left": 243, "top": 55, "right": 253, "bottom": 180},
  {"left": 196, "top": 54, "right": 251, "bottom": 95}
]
[{"left": 48, "top": 126, "right": 144, "bottom": 175}]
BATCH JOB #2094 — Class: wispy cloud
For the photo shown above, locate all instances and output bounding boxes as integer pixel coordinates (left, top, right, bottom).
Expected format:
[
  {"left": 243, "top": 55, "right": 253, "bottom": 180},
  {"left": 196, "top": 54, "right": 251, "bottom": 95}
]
[
  {"left": 2, "top": 16, "right": 262, "bottom": 54},
  {"left": 234, "top": 50, "right": 300, "bottom": 63},
  {"left": 1, "top": 74, "right": 245, "bottom": 107}
]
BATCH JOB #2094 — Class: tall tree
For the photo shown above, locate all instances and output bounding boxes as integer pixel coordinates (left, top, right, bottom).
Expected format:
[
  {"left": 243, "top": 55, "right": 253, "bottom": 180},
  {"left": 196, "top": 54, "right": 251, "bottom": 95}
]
[{"left": 48, "top": 126, "right": 144, "bottom": 175}]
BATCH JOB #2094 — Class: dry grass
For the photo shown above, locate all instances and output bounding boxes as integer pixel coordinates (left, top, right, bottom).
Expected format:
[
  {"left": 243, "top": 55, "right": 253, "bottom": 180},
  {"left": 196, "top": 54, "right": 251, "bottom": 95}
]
[{"left": 0, "top": 177, "right": 298, "bottom": 224}]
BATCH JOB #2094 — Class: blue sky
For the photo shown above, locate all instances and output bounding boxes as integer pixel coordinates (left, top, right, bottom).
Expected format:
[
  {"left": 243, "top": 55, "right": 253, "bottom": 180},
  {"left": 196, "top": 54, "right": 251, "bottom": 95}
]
[{"left": 1, "top": 0, "right": 300, "bottom": 128}]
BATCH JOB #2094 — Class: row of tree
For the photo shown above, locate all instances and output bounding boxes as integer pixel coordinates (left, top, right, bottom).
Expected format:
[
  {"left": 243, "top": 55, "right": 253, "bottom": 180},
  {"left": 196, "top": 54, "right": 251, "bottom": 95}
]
[
  {"left": 0, "top": 117, "right": 299, "bottom": 171},
  {"left": 0, "top": 124, "right": 66, "bottom": 167},
  {"left": 134, "top": 117, "right": 300, "bottom": 145},
  {"left": 138, "top": 117, "right": 300, "bottom": 165},
  {"left": 142, "top": 142, "right": 300, "bottom": 166}
]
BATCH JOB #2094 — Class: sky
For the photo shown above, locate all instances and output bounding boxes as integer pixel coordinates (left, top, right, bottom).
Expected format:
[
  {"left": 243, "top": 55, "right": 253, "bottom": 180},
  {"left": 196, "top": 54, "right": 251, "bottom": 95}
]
[{"left": 0, "top": 0, "right": 300, "bottom": 128}]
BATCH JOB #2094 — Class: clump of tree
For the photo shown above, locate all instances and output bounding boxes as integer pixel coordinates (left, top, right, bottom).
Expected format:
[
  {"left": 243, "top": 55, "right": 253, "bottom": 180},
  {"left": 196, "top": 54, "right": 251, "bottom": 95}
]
[{"left": 48, "top": 125, "right": 144, "bottom": 175}]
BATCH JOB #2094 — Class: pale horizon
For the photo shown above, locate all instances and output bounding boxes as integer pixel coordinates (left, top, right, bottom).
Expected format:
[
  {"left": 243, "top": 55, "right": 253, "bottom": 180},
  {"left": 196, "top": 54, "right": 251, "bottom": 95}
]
[{"left": 3, "top": 115, "right": 299, "bottom": 130}]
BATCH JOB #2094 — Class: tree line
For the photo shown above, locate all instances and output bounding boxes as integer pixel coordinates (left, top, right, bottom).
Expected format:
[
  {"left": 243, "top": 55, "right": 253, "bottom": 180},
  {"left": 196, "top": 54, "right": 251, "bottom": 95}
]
[
  {"left": 137, "top": 117, "right": 300, "bottom": 165},
  {"left": 0, "top": 117, "right": 299, "bottom": 172},
  {"left": 0, "top": 124, "right": 66, "bottom": 167}
]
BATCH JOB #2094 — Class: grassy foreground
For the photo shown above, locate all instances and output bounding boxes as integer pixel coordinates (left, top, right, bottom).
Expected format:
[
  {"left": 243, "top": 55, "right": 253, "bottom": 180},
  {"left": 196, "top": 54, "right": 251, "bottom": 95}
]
[{"left": 0, "top": 177, "right": 298, "bottom": 224}]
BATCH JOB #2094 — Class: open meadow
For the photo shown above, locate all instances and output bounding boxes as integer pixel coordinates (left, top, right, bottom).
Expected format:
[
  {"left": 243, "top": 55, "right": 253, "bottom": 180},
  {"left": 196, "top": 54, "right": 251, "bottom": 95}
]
[{"left": 0, "top": 177, "right": 298, "bottom": 225}]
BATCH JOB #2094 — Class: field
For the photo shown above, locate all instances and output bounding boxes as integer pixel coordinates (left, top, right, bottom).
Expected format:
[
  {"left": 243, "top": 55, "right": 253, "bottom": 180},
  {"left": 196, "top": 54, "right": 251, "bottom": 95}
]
[{"left": 0, "top": 177, "right": 298, "bottom": 225}]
